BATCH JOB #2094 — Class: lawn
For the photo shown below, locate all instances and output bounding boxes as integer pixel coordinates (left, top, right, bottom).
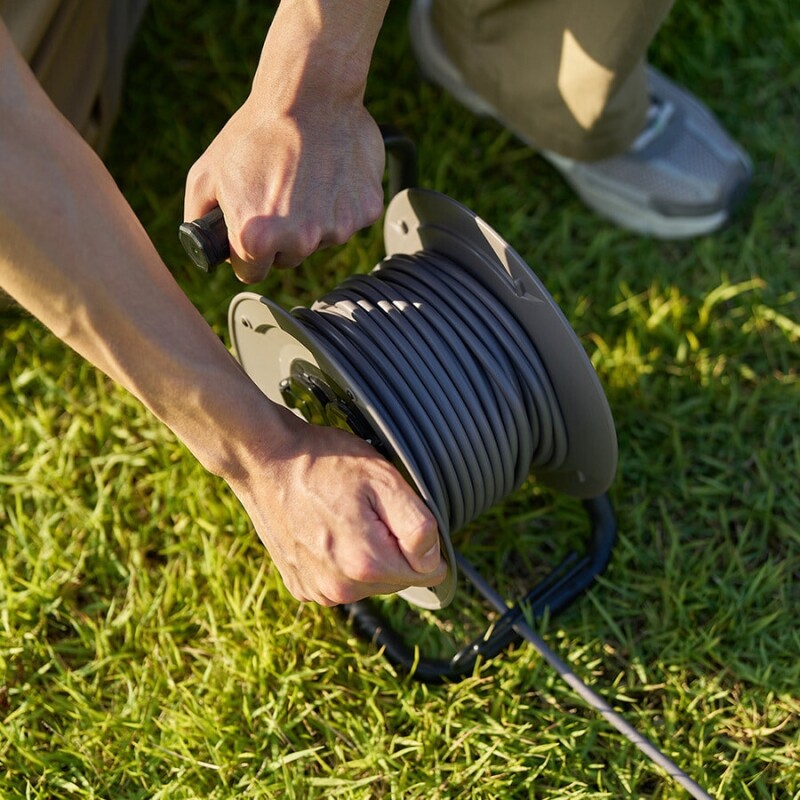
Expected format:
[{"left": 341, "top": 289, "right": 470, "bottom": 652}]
[{"left": 1, "top": 1, "right": 798, "bottom": 798}]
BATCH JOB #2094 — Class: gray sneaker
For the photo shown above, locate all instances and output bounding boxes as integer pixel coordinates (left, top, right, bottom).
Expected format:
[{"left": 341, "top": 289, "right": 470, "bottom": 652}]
[{"left": 409, "top": 0, "right": 752, "bottom": 239}]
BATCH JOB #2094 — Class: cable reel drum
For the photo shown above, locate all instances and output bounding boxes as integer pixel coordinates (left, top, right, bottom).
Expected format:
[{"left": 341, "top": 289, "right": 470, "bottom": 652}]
[{"left": 229, "top": 185, "right": 617, "bottom": 615}]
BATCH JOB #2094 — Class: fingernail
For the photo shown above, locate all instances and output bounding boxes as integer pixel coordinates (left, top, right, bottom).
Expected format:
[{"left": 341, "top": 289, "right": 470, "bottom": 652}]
[{"left": 420, "top": 541, "right": 440, "bottom": 572}]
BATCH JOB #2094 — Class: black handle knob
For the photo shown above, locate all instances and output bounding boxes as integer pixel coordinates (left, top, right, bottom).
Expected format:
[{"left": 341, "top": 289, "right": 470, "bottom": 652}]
[
  {"left": 178, "top": 206, "right": 229, "bottom": 273},
  {"left": 379, "top": 124, "right": 419, "bottom": 199}
]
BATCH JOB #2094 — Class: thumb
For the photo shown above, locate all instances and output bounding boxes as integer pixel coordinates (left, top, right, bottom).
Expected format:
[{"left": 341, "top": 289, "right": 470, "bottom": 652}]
[{"left": 373, "top": 483, "right": 444, "bottom": 576}]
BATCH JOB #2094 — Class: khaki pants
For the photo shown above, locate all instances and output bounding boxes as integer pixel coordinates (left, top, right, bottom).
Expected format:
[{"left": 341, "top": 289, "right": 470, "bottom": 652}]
[
  {"left": 0, "top": 0, "right": 148, "bottom": 153},
  {"left": 432, "top": 0, "right": 674, "bottom": 160}
]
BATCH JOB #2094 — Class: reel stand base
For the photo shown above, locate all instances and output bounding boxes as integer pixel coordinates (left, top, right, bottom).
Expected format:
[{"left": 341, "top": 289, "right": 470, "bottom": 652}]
[{"left": 341, "top": 493, "right": 616, "bottom": 683}]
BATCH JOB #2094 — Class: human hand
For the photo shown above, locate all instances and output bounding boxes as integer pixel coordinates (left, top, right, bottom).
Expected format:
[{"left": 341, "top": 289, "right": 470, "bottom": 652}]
[
  {"left": 183, "top": 2, "right": 388, "bottom": 283},
  {"left": 184, "top": 101, "right": 385, "bottom": 283},
  {"left": 229, "top": 409, "right": 447, "bottom": 606}
]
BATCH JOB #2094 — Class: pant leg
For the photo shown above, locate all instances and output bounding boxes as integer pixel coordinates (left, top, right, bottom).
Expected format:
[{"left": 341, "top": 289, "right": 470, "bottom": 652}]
[
  {"left": 1, "top": 0, "right": 148, "bottom": 153},
  {"left": 431, "top": 0, "right": 673, "bottom": 160}
]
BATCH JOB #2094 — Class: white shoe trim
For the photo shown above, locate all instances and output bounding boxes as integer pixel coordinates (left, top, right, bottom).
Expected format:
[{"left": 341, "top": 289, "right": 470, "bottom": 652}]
[{"left": 565, "top": 175, "right": 729, "bottom": 239}]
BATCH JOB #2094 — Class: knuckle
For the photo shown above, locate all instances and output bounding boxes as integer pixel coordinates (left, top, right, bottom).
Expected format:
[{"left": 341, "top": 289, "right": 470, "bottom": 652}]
[
  {"left": 346, "top": 551, "right": 383, "bottom": 585},
  {"left": 237, "top": 220, "right": 272, "bottom": 263},
  {"left": 272, "top": 225, "right": 322, "bottom": 264},
  {"left": 184, "top": 160, "right": 204, "bottom": 192},
  {"left": 283, "top": 578, "right": 306, "bottom": 604},
  {"left": 183, "top": 164, "right": 211, "bottom": 218},
  {"left": 327, "top": 214, "right": 354, "bottom": 245},
  {"left": 404, "top": 515, "right": 439, "bottom": 551},
  {"left": 295, "top": 232, "right": 322, "bottom": 259},
  {"left": 324, "top": 583, "right": 362, "bottom": 606}
]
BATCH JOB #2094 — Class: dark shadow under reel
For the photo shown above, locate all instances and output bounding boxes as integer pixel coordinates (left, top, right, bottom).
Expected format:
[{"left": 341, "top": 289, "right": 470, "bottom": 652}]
[{"left": 229, "top": 186, "right": 617, "bottom": 670}]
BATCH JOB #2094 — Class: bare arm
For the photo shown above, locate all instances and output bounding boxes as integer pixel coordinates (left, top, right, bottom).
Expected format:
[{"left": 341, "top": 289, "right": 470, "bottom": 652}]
[
  {"left": 0, "top": 20, "right": 444, "bottom": 605},
  {"left": 183, "top": 0, "right": 390, "bottom": 281}
]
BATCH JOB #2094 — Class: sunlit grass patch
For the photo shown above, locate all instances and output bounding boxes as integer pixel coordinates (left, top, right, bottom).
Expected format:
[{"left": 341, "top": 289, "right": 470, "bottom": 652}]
[{"left": 2, "top": 1, "right": 798, "bottom": 797}]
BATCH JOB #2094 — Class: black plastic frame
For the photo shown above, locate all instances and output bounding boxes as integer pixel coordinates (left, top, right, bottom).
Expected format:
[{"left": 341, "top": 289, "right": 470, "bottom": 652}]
[{"left": 340, "top": 493, "right": 616, "bottom": 683}]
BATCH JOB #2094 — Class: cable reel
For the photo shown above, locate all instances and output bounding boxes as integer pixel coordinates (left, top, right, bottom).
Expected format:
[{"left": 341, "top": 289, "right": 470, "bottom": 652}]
[
  {"left": 179, "top": 136, "right": 715, "bottom": 798},
  {"left": 228, "top": 188, "right": 617, "bottom": 610}
]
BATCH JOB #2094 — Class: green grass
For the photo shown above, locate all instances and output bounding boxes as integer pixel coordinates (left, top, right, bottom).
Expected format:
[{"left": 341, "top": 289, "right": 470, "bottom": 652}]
[{"left": 2, "top": 1, "right": 799, "bottom": 797}]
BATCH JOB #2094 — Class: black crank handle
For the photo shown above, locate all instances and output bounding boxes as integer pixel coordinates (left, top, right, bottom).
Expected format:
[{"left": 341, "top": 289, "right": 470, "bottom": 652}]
[
  {"left": 178, "top": 126, "right": 418, "bottom": 274},
  {"left": 178, "top": 206, "right": 228, "bottom": 273}
]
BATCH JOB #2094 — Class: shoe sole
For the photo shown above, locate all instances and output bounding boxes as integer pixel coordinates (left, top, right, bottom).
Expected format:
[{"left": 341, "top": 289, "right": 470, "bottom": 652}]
[{"left": 543, "top": 151, "right": 738, "bottom": 239}]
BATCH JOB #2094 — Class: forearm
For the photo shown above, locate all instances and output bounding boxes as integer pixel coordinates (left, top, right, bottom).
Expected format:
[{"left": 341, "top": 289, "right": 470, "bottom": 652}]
[
  {"left": 0, "top": 25, "right": 288, "bottom": 479},
  {"left": 252, "top": 0, "right": 391, "bottom": 104},
  {"left": 183, "top": 0, "right": 389, "bottom": 280},
  {"left": 0, "top": 16, "right": 446, "bottom": 603}
]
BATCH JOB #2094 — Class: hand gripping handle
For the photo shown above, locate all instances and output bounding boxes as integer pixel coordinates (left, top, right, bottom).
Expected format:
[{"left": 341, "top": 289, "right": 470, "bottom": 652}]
[{"left": 178, "top": 126, "right": 418, "bottom": 274}]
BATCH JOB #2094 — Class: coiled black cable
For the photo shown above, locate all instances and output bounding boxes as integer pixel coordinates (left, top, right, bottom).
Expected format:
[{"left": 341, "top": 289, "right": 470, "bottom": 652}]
[{"left": 293, "top": 249, "right": 568, "bottom": 539}]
